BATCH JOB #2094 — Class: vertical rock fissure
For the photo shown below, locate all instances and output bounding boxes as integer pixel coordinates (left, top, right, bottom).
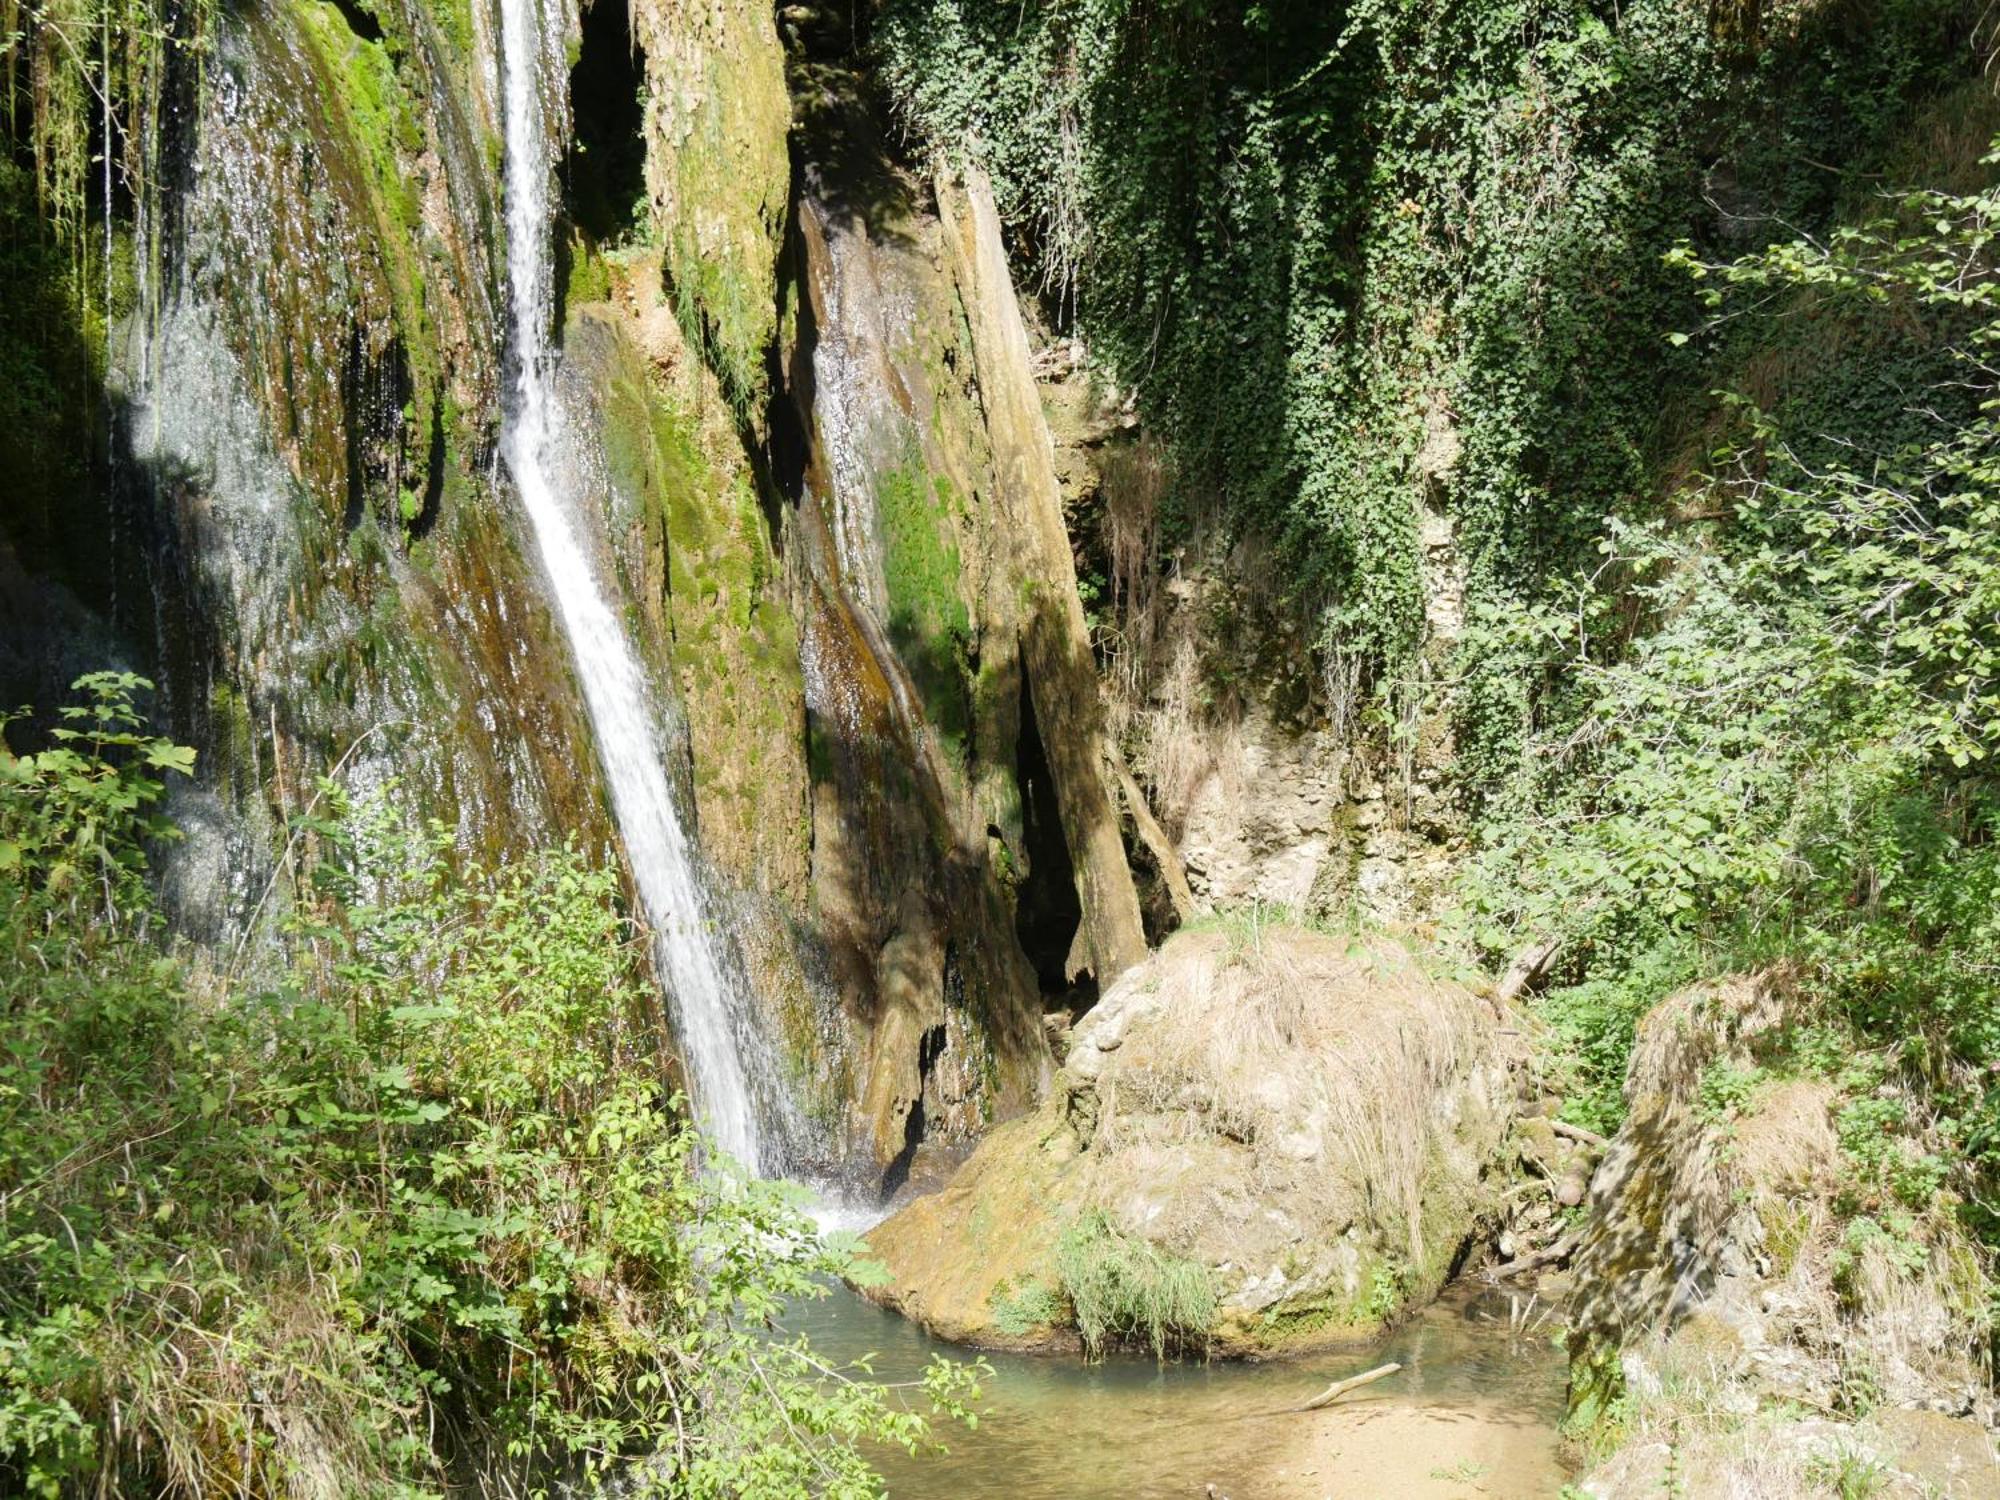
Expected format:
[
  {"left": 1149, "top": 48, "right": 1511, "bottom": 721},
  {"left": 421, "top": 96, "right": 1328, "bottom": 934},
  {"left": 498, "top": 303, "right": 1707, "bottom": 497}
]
[
  {"left": 1012, "top": 663, "right": 1085, "bottom": 1000},
  {"left": 562, "top": 0, "right": 646, "bottom": 246}
]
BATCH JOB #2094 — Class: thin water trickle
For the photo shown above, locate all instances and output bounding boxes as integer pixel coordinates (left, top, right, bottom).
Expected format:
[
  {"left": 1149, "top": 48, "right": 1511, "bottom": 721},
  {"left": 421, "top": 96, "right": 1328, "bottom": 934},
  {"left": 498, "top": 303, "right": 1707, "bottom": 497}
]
[{"left": 495, "top": 0, "right": 786, "bottom": 1173}]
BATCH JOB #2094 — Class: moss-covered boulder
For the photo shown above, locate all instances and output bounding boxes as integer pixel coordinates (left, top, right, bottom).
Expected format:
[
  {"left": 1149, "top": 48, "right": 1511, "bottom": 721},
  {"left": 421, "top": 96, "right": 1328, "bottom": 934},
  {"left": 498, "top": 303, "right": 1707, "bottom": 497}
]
[
  {"left": 859, "top": 925, "right": 1519, "bottom": 1356},
  {"left": 1566, "top": 973, "right": 1998, "bottom": 1496}
]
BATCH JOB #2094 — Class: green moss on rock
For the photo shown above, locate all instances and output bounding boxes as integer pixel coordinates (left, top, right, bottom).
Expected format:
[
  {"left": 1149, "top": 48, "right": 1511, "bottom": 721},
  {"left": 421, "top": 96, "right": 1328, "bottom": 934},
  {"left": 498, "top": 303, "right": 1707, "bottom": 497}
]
[
  {"left": 632, "top": 0, "right": 791, "bottom": 409},
  {"left": 876, "top": 459, "right": 973, "bottom": 755}
]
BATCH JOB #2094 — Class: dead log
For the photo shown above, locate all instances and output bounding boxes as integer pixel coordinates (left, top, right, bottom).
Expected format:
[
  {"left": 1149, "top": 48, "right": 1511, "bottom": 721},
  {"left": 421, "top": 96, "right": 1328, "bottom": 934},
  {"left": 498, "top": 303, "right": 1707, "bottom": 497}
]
[
  {"left": 1294, "top": 1361, "right": 1402, "bottom": 1412},
  {"left": 1550, "top": 1118, "right": 1610, "bottom": 1151},
  {"left": 1107, "top": 745, "right": 1197, "bottom": 925},
  {"left": 1492, "top": 934, "right": 1563, "bottom": 1010}
]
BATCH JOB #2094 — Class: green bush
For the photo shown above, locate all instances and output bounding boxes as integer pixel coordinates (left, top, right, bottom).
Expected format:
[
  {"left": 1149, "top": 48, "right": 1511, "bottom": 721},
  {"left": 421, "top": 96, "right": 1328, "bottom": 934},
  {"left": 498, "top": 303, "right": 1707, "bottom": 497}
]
[
  {"left": 1053, "top": 1211, "right": 1213, "bottom": 1360},
  {"left": 1456, "top": 154, "right": 2000, "bottom": 1255},
  {"left": 986, "top": 1276, "right": 1064, "bottom": 1337},
  {"left": 0, "top": 674, "right": 979, "bottom": 1498}
]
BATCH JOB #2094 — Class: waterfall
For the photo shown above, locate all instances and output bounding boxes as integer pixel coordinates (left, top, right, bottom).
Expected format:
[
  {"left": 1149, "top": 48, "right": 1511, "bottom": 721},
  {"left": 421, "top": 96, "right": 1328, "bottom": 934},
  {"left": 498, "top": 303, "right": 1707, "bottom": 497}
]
[{"left": 495, "top": 0, "right": 781, "bottom": 1173}]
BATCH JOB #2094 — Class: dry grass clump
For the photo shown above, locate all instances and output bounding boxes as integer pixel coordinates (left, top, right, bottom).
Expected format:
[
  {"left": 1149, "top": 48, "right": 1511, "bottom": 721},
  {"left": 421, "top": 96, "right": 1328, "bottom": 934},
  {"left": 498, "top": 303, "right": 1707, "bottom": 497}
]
[{"left": 1091, "top": 926, "right": 1491, "bottom": 1267}]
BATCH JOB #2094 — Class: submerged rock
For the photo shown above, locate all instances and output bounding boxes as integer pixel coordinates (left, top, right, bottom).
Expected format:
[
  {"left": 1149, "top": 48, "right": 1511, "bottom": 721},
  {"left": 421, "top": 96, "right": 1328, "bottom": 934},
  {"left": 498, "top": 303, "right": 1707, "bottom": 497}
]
[{"left": 858, "top": 926, "right": 1518, "bottom": 1356}]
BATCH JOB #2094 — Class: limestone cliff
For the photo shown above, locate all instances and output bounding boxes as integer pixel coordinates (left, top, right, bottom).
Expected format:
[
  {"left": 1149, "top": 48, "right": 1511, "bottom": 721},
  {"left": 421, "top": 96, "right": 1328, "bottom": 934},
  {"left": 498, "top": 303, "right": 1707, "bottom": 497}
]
[{"left": 1, "top": 0, "right": 1163, "bottom": 1180}]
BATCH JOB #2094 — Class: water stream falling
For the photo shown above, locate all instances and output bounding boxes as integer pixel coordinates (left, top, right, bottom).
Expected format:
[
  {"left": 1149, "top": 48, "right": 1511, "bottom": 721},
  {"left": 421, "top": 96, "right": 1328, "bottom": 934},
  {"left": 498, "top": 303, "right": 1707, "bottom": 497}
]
[{"left": 496, "top": 0, "right": 780, "bottom": 1173}]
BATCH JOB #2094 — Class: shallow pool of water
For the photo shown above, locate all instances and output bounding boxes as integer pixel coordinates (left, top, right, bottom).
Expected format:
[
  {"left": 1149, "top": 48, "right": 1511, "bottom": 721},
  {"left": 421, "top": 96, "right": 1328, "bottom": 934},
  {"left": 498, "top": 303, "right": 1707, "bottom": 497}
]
[{"left": 784, "top": 1281, "right": 1570, "bottom": 1498}]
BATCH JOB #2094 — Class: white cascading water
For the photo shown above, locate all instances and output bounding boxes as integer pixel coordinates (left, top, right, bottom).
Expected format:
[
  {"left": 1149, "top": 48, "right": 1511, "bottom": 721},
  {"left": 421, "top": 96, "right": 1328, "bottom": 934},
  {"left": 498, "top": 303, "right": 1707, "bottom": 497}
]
[{"left": 496, "top": 0, "right": 776, "bottom": 1172}]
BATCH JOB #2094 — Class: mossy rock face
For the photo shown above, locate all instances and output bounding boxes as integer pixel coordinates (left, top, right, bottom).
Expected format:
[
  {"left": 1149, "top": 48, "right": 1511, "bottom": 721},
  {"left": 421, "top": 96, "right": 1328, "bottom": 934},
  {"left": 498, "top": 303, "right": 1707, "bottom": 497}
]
[
  {"left": 859, "top": 927, "right": 1518, "bottom": 1357},
  {"left": 873, "top": 456, "right": 973, "bottom": 756},
  {"left": 559, "top": 291, "right": 811, "bottom": 905},
  {"left": 108, "top": 0, "right": 612, "bottom": 914},
  {"left": 632, "top": 0, "right": 791, "bottom": 408}
]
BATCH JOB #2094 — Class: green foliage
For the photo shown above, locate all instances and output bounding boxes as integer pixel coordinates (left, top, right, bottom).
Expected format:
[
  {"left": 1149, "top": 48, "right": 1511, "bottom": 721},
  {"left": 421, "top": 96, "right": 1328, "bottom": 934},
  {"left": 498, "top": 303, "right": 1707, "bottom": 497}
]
[
  {"left": 0, "top": 670, "right": 191, "bottom": 908},
  {"left": 985, "top": 1276, "right": 1063, "bottom": 1337},
  {"left": 1533, "top": 940, "right": 1701, "bottom": 1137},
  {"left": 0, "top": 0, "right": 213, "bottom": 558},
  {"left": 877, "top": 0, "right": 1981, "bottom": 698},
  {"left": 0, "top": 158, "right": 103, "bottom": 565},
  {"left": 1, "top": 0, "right": 207, "bottom": 263},
  {"left": 1053, "top": 1211, "right": 1213, "bottom": 1361},
  {"left": 0, "top": 675, "right": 978, "bottom": 1497},
  {"left": 1697, "top": 1060, "right": 1766, "bottom": 1122},
  {"left": 1359, "top": 1258, "right": 1405, "bottom": 1323},
  {"left": 1805, "top": 1447, "right": 1892, "bottom": 1500},
  {"left": 1457, "top": 139, "right": 2000, "bottom": 1260}
]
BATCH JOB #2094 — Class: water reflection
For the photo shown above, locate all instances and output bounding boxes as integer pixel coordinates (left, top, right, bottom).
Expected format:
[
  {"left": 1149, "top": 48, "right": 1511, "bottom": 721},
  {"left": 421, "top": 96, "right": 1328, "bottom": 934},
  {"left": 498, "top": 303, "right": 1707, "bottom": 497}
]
[{"left": 784, "top": 1282, "right": 1568, "bottom": 1498}]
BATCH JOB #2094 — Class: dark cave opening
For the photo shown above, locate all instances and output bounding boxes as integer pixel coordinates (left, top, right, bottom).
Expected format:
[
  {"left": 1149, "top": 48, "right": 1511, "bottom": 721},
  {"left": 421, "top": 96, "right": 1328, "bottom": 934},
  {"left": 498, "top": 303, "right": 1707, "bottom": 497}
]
[
  {"left": 1013, "top": 667, "right": 1085, "bottom": 1000},
  {"left": 881, "top": 1019, "right": 947, "bottom": 1198},
  {"left": 564, "top": 0, "right": 647, "bottom": 244},
  {"left": 327, "top": 0, "right": 385, "bottom": 43}
]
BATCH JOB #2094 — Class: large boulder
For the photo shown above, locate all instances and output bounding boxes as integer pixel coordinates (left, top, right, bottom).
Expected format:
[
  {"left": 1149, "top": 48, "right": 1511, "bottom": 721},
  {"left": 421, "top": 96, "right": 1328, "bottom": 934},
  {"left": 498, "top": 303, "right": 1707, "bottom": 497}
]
[
  {"left": 858, "top": 926, "right": 1519, "bottom": 1356},
  {"left": 1567, "top": 972, "right": 1998, "bottom": 1497}
]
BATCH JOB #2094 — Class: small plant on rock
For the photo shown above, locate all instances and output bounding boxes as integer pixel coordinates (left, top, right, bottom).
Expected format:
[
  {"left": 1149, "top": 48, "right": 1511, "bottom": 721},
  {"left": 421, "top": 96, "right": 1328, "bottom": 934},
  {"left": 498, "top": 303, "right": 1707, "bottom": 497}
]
[{"left": 1054, "top": 1211, "right": 1214, "bottom": 1360}]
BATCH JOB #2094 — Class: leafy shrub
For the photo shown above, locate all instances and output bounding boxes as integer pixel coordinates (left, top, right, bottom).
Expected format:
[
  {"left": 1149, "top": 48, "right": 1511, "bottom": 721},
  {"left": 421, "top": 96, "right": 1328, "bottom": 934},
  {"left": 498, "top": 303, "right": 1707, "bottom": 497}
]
[
  {"left": 1457, "top": 145, "right": 2000, "bottom": 1259},
  {"left": 985, "top": 1276, "right": 1064, "bottom": 1337},
  {"left": 1053, "top": 1211, "right": 1213, "bottom": 1360},
  {"left": 0, "top": 674, "right": 978, "bottom": 1498}
]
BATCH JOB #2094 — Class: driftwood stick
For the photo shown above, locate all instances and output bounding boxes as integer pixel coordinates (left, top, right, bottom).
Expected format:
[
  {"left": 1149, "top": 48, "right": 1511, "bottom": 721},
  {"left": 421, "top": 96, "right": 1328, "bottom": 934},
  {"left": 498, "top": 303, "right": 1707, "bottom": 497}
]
[
  {"left": 1295, "top": 1361, "right": 1401, "bottom": 1412},
  {"left": 1488, "top": 1229, "right": 1581, "bottom": 1281},
  {"left": 1550, "top": 1119, "right": 1610, "bottom": 1151}
]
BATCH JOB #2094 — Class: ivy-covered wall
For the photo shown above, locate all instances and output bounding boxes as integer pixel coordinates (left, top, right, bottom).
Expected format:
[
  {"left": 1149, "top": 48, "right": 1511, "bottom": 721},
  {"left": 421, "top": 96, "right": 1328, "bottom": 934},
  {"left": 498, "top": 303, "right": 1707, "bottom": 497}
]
[{"left": 875, "top": 0, "right": 1984, "bottom": 767}]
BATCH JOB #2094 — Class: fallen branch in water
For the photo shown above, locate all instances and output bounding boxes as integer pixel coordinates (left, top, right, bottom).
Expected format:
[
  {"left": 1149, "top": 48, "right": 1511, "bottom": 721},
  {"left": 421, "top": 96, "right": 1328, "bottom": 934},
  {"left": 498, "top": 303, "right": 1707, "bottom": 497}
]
[
  {"left": 1488, "top": 1229, "right": 1581, "bottom": 1280},
  {"left": 1294, "top": 1361, "right": 1401, "bottom": 1411}
]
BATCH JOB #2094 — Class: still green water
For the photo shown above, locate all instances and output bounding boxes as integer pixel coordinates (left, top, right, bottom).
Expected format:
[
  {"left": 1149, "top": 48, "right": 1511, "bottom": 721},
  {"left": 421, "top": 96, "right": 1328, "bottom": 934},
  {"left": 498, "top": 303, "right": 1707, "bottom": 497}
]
[{"left": 785, "top": 1282, "right": 1569, "bottom": 1498}]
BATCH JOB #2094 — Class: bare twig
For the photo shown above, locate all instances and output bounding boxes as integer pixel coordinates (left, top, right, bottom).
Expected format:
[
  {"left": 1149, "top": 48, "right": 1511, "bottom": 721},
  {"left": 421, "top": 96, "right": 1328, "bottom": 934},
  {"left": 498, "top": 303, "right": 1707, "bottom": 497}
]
[
  {"left": 1294, "top": 1362, "right": 1401, "bottom": 1412},
  {"left": 1551, "top": 1119, "right": 1610, "bottom": 1151}
]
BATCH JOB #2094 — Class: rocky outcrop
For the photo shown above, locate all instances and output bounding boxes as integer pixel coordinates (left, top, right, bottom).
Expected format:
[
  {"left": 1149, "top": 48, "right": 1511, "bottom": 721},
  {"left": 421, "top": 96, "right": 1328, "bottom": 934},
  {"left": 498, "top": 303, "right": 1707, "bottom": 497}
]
[
  {"left": 775, "top": 26, "right": 1151, "bottom": 1174},
  {"left": 1566, "top": 973, "right": 1998, "bottom": 1497},
  {"left": 859, "top": 926, "right": 1518, "bottom": 1356},
  {"left": 1039, "top": 368, "right": 1465, "bottom": 928}
]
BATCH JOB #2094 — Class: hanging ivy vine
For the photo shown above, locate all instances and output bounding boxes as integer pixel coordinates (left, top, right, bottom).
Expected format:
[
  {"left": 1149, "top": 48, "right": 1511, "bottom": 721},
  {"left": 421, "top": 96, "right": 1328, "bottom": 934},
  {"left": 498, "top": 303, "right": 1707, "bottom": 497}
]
[{"left": 875, "top": 0, "right": 1984, "bottom": 757}]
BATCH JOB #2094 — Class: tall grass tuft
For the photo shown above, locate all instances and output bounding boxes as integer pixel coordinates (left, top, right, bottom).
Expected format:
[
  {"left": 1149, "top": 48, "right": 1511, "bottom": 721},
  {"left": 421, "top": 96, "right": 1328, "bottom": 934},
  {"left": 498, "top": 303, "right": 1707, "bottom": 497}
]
[{"left": 1054, "top": 1211, "right": 1215, "bottom": 1360}]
